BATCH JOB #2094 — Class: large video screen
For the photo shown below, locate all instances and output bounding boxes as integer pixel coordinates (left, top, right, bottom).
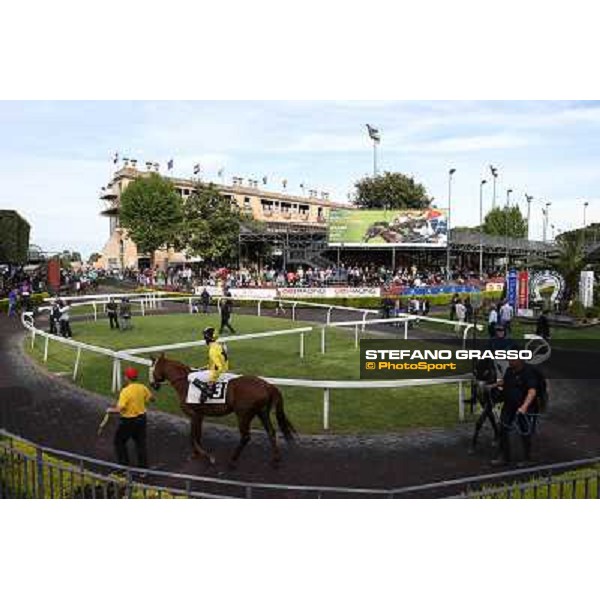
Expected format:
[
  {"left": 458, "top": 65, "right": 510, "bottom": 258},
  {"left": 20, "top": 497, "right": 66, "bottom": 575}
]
[{"left": 327, "top": 208, "right": 448, "bottom": 247}]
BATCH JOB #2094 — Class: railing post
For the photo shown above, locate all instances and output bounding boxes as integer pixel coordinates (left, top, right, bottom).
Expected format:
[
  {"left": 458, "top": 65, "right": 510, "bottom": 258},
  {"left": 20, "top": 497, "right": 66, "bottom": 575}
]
[
  {"left": 31, "top": 329, "right": 36, "bottom": 349},
  {"left": 355, "top": 323, "right": 359, "bottom": 349},
  {"left": 258, "top": 299, "right": 262, "bottom": 317},
  {"left": 299, "top": 332, "right": 305, "bottom": 358},
  {"left": 404, "top": 319, "right": 408, "bottom": 340},
  {"left": 292, "top": 302, "right": 297, "bottom": 321},
  {"left": 36, "top": 446, "right": 45, "bottom": 499},
  {"left": 73, "top": 347, "right": 82, "bottom": 381},
  {"left": 362, "top": 311, "right": 368, "bottom": 332},
  {"left": 140, "top": 298, "right": 145, "bottom": 316},
  {"left": 321, "top": 327, "right": 326, "bottom": 354},
  {"left": 111, "top": 357, "right": 117, "bottom": 393},
  {"left": 43, "top": 336, "right": 49, "bottom": 362},
  {"left": 116, "top": 357, "right": 122, "bottom": 390},
  {"left": 327, "top": 306, "right": 333, "bottom": 325},
  {"left": 458, "top": 381, "right": 465, "bottom": 421},
  {"left": 188, "top": 297, "right": 192, "bottom": 314},
  {"left": 323, "top": 388, "right": 330, "bottom": 430},
  {"left": 93, "top": 302, "right": 97, "bottom": 321}
]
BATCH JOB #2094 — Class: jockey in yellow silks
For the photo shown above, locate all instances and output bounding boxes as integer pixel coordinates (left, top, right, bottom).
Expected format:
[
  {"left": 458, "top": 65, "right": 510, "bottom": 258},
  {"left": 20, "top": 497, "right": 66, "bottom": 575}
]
[
  {"left": 194, "top": 327, "right": 229, "bottom": 402},
  {"left": 204, "top": 327, "right": 229, "bottom": 381}
]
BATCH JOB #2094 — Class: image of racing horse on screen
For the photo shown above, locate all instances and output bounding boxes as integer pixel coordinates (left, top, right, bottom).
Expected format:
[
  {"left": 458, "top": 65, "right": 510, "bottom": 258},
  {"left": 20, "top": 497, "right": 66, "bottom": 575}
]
[{"left": 362, "top": 209, "right": 447, "bottom": 245}]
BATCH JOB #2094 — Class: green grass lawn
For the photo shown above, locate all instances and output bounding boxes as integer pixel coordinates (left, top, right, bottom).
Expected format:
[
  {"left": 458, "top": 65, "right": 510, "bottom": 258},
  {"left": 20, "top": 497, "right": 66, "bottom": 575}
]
[{"left": 26, "top": 312, "right": 465, "bottom": 434}]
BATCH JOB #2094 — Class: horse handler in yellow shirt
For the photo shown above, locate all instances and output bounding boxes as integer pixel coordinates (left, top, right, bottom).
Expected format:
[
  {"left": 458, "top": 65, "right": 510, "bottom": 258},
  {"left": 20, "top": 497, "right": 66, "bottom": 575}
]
[{"left": 106, "top": 366, "right": 155, "bottom": 469}]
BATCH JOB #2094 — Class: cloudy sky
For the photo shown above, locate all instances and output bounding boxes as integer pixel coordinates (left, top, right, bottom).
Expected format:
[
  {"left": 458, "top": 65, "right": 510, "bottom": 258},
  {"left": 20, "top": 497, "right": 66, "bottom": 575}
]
[{"left": 2, "top": 100, "right": 600, "bottom": 259}]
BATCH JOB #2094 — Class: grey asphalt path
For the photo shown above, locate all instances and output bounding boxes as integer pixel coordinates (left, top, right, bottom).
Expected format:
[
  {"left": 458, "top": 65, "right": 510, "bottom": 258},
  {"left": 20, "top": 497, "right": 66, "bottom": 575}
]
[{"left": 1, "top": 298, "right": 599, "bottom": 496}]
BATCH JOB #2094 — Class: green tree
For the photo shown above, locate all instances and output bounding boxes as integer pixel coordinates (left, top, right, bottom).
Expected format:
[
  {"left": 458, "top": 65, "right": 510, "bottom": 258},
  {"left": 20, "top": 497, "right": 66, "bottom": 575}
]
[
  {"left": 119, "top": 173, "right": 184, "bottom": 264},
  {"left": 182, "top": 183, "right": 246, "bottom": 265},
  {"left": 353, "top": 171, "right": 432, "bottom": 210},
  {"left": 542, "top": 236, "right": 595, "bottom": 311},
  {"left": 482, "top": 206, "right": 527, "bottom": 238},
  {"left": 88, "top": 252, "right": 102, "bottom": 264}
]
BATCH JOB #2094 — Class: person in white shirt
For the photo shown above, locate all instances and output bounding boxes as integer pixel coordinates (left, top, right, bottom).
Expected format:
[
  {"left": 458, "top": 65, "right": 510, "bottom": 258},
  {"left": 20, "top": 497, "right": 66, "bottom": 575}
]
[
  {"left": 455, "top": 299, "right": 467, "bottom": 334},
  {"left": 499, "top": 301, "right": 514, "bottom": 333},
  {"left": 488, "top": 305, "right": 498, "bottom": 338}
]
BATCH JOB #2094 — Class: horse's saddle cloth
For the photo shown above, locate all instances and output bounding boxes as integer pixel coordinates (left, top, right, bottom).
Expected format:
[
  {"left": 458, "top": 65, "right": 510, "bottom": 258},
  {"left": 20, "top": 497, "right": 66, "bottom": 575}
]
[{"left": 185, "top": 372, "right": 237, "bottom": 405}]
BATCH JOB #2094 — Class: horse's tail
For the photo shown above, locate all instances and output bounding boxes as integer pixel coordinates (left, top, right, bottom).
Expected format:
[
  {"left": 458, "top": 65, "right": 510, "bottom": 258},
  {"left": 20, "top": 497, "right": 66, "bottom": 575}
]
[{"left": 270, "top": 385, "right": 296, "bottom": 443}]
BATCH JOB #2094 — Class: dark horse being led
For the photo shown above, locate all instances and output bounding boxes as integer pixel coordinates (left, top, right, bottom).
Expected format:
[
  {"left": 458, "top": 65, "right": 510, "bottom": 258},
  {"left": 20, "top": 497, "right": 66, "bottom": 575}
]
[{"left": 149, "top": 354, "right": 296, "bottom": 468}]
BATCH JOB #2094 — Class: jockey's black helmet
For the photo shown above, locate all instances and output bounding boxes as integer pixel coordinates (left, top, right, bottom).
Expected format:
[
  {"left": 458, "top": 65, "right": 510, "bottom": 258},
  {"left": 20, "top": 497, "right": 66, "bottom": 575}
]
[{"left": 203, "top": 327, "right": 215, "bottom": 341}]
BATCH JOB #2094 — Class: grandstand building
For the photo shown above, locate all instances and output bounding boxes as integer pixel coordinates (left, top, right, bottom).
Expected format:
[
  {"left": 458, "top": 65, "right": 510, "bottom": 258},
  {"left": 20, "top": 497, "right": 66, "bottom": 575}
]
[
  {"left": 98, "top": 163, "right": 347, "bottom": 270},
  {"left": 98, "top": 162, "right": 555, "bottom": 272}
]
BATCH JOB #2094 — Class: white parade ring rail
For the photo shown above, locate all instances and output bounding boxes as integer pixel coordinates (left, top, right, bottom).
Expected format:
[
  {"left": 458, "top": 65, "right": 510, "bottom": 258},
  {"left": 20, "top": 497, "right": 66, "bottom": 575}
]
[{"left": 22, "top": 293, "right": 474, "bottom": 430}]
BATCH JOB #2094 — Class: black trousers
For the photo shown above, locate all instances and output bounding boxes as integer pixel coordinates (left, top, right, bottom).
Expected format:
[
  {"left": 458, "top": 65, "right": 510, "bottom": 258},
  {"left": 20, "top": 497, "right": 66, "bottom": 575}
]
[
  {"left": 114, "top": 414, "right": 148, "bottom": 468},
  {"left": 108, "top": 313, "right": 119, "bottom": 329},
  {"left": 498, "top": 403, "right": 538, "bottom": 463},
  {"left": 220, "top": 312, "right": 235, "bottom": 334},
  {"left": 60, "top": 320, "right": 72, "bottom": 338}
]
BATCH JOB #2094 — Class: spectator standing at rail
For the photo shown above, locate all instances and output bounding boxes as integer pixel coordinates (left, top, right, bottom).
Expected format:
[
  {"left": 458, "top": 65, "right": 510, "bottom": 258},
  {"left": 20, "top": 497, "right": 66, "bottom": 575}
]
[
  {"left": 499, "top": 300, "right": 514, "bottom": 333},
  {"left": 449, "top": 293, "right": 460, "bottom": 320},
  {"left": 59, "top": 300, "right": 72, "bottom": 338},
  {"left": 488, "top": 304, "right": 499, "bottom": 338},
  {"left": 107, "top": 366, "right": 155, "bottom": 469},
  {"left": 275, "top": 288, "right": 286, "bottom": 316},
  {"left": 200, "top": 287, "right": 211, "bottom": 313},
  {"left": 454, "top": 298, "right": 466, "bottom": 335},
  {"left": 464, "top": 297, "right": 474, "bottom": 323},
  {"left": 219, "top": 290, "right": 236, "bottom": 335},
  {"left": 7, "top": 287, "right": 18, "bottom": 318},
  {"left": 421, "top": 298, "right": 430, "bottom": 316},
  {"left": 536, "top": 310, "right": 551, "bottom": 340},
  {"left": 119, "top": 297, "right": 132, "bottom": 330},
  {"left": 107, "top": 297, "right": 119, "bottom": 330}
]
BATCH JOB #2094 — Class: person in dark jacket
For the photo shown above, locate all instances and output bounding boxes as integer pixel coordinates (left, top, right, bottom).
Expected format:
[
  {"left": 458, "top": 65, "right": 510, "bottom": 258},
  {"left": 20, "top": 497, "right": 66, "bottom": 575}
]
[
  {"left": 107, "top": 297, "right": 120, "bottom": 329},
  {"left": 200, "top": 288, "right": 210, "bottom": 314},
  {"left": 535, "top": 310, "right": 551, "bottom": 340},
  {"left": 491, "top": 358, "right": 541, "bottom": 467},
  {"left": 219, "top": 291, "right": 236, "bottom": 334}
]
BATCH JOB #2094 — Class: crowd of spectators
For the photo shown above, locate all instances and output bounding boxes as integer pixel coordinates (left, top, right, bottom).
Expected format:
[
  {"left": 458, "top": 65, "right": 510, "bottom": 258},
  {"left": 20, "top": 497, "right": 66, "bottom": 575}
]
[{"left": 129, "top": 261, "right": 504, "bottom": 292}]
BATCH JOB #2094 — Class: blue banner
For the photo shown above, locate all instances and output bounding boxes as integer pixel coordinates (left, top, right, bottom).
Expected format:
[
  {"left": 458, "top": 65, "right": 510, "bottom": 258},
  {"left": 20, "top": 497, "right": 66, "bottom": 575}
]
[
  {"left": 507, "top": 269, "right": 518, "bottom": 308},
  {"left": 400, "top": 285, "right": 480, "bottom": 296}
]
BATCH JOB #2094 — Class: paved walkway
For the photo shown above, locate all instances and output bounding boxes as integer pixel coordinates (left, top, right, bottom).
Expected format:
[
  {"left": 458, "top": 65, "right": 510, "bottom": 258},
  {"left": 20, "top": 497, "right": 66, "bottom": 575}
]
[{"left": 1, "top": 302, "right": 599, "bottom": 493}]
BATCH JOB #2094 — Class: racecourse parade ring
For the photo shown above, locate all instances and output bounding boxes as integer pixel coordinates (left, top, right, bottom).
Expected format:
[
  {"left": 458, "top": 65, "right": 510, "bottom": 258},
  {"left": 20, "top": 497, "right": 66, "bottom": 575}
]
[{"left": 22, "top": 291, "right": 477, "bottom": 434}]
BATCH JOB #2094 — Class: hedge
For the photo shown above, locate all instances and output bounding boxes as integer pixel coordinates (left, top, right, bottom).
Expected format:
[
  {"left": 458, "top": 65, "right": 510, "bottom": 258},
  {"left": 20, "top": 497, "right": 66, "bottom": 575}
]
[{"left": 0, "top": 292, "right": 49, "bottom": 313}]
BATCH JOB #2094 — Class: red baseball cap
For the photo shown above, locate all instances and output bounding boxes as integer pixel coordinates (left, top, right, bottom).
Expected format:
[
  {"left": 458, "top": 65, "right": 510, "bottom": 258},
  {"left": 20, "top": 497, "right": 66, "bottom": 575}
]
[{"left": 124, "top": 367, "right": 139, "bottom": 380}]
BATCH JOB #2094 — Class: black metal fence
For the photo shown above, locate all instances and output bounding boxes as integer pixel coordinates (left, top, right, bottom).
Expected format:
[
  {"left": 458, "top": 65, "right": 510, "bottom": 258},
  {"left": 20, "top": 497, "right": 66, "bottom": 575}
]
[{"left": 1, "top": 429, "right": 599, "bottom": 499}]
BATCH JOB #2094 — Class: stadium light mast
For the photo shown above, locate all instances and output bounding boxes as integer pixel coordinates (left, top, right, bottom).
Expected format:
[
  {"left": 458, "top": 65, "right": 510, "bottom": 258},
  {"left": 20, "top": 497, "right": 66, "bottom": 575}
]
[
  {"left": 504, "top": 188, "right": 513, "bottom": 272},
  {"left": 446, "top": 168, "right": 456, "bottom": 277},
  {"left": 525, "top": 194, "right": 533, "bottom": 242},
  {"left": 479, "top": 179, "right": 487, "bottom": 279},
  {"left": 490, "top": 165, "right": 498, "bottom": 209},
  {"left": 366, "top": 124, "right": 381, "bottom": 177}
]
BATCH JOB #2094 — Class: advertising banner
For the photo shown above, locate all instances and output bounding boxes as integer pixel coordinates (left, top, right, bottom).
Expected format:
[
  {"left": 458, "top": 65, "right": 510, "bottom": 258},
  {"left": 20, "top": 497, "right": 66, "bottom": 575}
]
[
  {"left": 328, "top": 208, "right": 448, "bottom": 247},
  {"left": 486, "top": 282, "right": 505, "bottom": 292},
  {"left": 386, "top": 284, "right": 479, "bottom": 296},
  {"left": 279, "top": 287, "right": 381, "bottom": 299},
  {"left": 518, "top": 271, "right": 529, "bottom": 309},
  {"left": 507, "top": 269, "right": 518, "bottom": 309},
  {"left": 579, "top": 271, "right": 594, "bottom": 308}
]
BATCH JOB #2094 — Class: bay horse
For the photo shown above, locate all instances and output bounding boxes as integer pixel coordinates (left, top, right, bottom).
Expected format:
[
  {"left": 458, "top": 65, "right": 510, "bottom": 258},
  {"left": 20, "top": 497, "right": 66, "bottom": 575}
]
[
  {"left": 149, "top": 354, "right": 296, "bottom": 468},
  {"left": 469, "top": 357, "right": 502, "bottom": 453}
]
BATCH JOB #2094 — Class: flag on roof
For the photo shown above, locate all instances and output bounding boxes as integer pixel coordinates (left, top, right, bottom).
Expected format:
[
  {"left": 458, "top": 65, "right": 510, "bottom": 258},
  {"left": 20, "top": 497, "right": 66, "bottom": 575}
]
[
  {"left": 113, "top": 152, "right": 119, "bottom": 164},
  {"left": 217, "top": 168, "right": 224, "bottom": 178},
  {"left": 366, "top": 124, "right": 381, "bottom": 143},
  {"left": 262, "top": 176, "right": 268, "bottom": 185},
  {"left": 282, "top": 179, "right": 288, "bottom": 189},
  {"left": 193, "top": 163, "right": 201, "bottom": 175},
  {"left": 167, "top": 159, "right": 174, "bottom": 171}
]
